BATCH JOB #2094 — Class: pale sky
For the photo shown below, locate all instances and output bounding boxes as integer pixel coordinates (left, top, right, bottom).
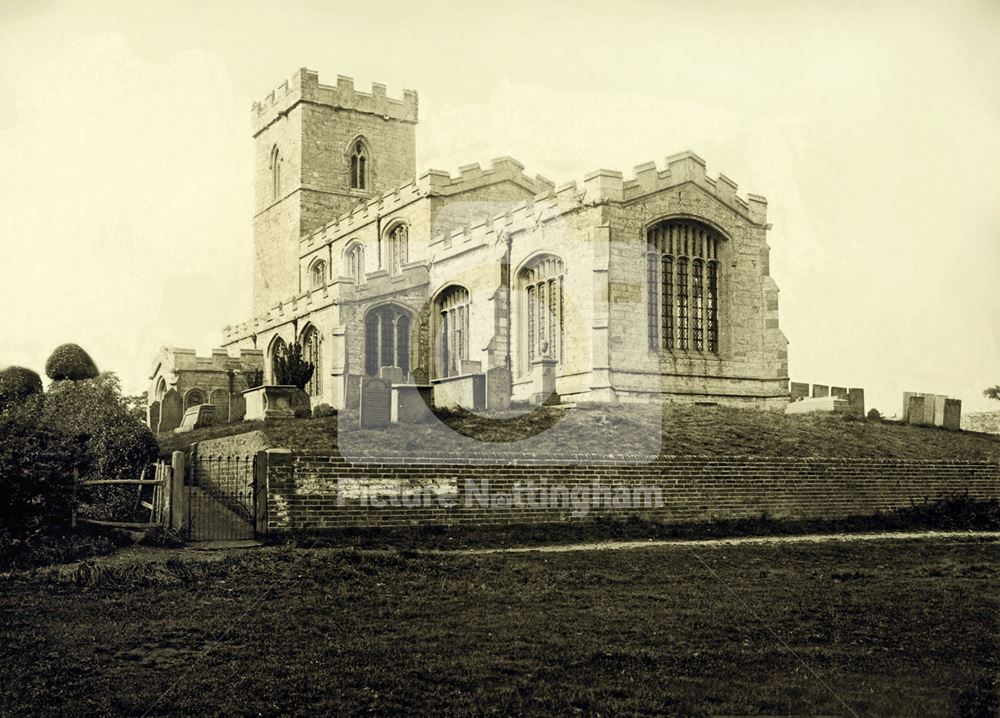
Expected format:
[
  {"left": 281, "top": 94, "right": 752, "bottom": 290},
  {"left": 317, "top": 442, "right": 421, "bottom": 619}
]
[{"left": 1, "top": 0, "right": 998, "bottom": 415}]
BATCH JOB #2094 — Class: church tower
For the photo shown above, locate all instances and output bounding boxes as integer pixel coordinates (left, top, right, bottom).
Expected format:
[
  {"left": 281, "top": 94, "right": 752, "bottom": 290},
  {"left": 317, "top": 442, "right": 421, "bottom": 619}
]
[{"left": 251, "top": 68, "right": 418, "bottom": 315}]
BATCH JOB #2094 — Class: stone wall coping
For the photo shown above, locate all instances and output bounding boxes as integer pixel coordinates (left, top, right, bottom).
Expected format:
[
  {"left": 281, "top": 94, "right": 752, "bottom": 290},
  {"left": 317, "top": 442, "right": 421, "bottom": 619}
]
[{"left": 278, "top": 450, "right": 1000, "bottom": 466}]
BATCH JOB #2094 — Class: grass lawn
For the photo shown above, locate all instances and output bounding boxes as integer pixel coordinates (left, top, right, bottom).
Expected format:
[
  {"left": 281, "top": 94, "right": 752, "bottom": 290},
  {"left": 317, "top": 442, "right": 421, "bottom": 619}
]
[
  {"left": 158, "top": 403, "right": 1000, "bottom": 461},
  {"left": 1, "top": 537, "right": 997, "bottom": 716}
]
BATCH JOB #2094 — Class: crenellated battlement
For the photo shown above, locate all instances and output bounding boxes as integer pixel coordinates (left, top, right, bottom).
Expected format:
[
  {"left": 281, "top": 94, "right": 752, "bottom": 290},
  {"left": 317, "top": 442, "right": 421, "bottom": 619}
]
[
  {"left": 580, "top": 151, "right": 768, "bottom": 225},
  {"left": 252, "top": 68, "right": 419, "bottom": 135},
  {"left": 150, "top": 346, "right": 263, "bottom": 377},
  {"left": 417, "top": 156, "right": 554, "bottom": 197}
]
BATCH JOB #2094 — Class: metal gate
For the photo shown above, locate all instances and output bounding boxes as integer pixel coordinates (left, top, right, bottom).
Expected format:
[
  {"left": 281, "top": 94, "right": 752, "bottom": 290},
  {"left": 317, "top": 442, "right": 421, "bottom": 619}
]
[{"left": 186, "top": 454, "right": 258, "bottom": 540}]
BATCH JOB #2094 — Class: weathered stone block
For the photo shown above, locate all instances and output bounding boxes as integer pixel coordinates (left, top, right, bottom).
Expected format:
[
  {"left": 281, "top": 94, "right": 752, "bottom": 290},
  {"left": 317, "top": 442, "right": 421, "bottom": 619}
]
[
  {"left": 174, "top": 404, "right": 217, "bottom": 433},
  {"left": 789, "top": 382, "right": 809, "bottom": 401},
  {"left": 811, "top": 385, "right": 829, "bottom": 398},
  {"left": 432, "top": 374, "right": 485, "bottom": 411},
  {"left": 486, "top": 366, "right": 512, "bottom": 411},
  {"left": 391, "top": 384, "right": 433, "bottom": 423},
  {"left": 784, "top": 396, "right": 849, "bottom": 415},
  {"left": 243, "top": 385, "right": 298, "bottom": 421}
]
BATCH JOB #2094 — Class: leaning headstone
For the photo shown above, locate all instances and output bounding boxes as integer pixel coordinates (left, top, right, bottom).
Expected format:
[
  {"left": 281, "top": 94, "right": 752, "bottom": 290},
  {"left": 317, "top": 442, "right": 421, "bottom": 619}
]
[
  {"left": 360, "top": 377, "right": 391, "bottom": 429},
  {"left": 159, "top": 389, "right": 183, "bottom": 433},
  {"left": 847, "top": 388, "right": 865, "bottom": 417},
  {"left": 789, "top": 382, "right": 810, "bottom": 401},
  {"left": 380, "top": 366, "right": 404, "bottom": 385},
  {"left": 486, "top": 366, "right": 512, "bottom": 411},
  {"left": 147, "top": 400, "right": 161, "bottom": 433},
  {"left": 943, "top": 398, "right": 962, "bottom": 431},
  {"left": 812, "top": 384, "right": 829, "bottom": 398}
]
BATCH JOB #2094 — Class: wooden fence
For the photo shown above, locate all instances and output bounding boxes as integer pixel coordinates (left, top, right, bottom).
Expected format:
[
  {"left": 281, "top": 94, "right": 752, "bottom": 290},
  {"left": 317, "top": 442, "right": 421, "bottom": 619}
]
[{"left": 72, "top": 453, "right": 186, "bottom": 532}]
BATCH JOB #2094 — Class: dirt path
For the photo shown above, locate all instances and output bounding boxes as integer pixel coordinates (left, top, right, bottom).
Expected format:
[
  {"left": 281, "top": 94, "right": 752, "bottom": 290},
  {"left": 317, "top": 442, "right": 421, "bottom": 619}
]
[{"left": 446, "top": 530, "right": 1000, "bottom": 555}]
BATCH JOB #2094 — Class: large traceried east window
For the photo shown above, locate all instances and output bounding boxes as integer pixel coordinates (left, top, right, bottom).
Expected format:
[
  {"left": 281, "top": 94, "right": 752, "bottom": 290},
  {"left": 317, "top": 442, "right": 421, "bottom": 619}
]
[
  {"left": 301, "top": 325, "right": 323, "bottom": 398},
  {"left": 345, "top": 243, "right": 365, "bottom": 283},
  {"left": 519, "top": 255, "right": 565, "bottom": 375},
  {"left": 437, "top": 285, "right": 470, "bottom": 378},
  {"left": 364, "top": 305, "right": 411, "bottom": 378},
  {"left": 387, "top": 223, "right": 408, "bottom": 275},
  {"left": 350, "top": 140, "right": 369, "bottom": 191},
  {"left": 647, "top": 220, "right": 721, "bottom": 354}
]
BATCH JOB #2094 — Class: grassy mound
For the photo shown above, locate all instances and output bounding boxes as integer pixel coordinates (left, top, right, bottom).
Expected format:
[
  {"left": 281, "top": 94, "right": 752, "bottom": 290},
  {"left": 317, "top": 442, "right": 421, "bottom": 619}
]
[{"left": 157, "top": 404, "right": 1000, "bottom": 460}]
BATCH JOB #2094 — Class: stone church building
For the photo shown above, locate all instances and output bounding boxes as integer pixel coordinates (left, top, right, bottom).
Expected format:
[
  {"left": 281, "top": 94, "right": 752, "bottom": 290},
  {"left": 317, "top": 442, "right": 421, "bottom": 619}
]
[{"left": 154, "top": 66, "right": 789, "bottom": 424}]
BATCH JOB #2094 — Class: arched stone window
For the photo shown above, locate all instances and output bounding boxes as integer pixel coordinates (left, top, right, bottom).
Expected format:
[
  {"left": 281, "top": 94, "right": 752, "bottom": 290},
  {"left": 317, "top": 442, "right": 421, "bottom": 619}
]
[
  {"left": 364, "top": 305, "right": 411, "bottom": 378},
  {"left": 309, "top": 259, "right": 327, "bottom": 289},
  {"left": 387, "top": 223, "right": 408, "bottom": 275},
  {"left": 184, "top": 389, "right": 205, "bottom": 411},
  {"left": 436, "top": 285, "right": 470, "bottom": 378},
  {"left": 301, "top": 325, "right": 323, "bottom": 398},
  {"left": 268, "top": 336, "right": 287, "bottom": 384},
  {"left": 270, "top": 145, "right": 282, "bottom": 201},
  {"left": 518, "top": 254, "right": 565, "bottom": 375},
  {"left": 647, "top": 219, "right": 721, "bottom": 353},
  {"left": 350, "top": 139, "right": 369, "bottom": 191},
  {"left": 345, "top": 243, "right": 365, "bottom": 283}
]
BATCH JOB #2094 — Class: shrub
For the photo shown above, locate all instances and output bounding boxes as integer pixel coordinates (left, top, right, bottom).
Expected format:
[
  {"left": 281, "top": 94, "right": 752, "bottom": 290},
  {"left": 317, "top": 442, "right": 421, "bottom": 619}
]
[
  {"left": 867, "top": 408, "right": 882, "bottom": 420},
  {"left": 43, "top": 373, "right": 158, "bottom": 521},
  {"left": 244, "top": 368, "right": 264, "bottom": 389},
  {"left": 272, "top": 342, "right": 314, "bottom": 390},
  {"left": 0, "top": 407, "right": 84, "bottom": 538},
  {"left": 0, "top": 366, "right": 43, "bottom": 410},
  {"left": 313, "top": 403, "right": 336, "bottom": 418},
  {"left": 45, "top": 343, "right": 99, "bottom": 381}
]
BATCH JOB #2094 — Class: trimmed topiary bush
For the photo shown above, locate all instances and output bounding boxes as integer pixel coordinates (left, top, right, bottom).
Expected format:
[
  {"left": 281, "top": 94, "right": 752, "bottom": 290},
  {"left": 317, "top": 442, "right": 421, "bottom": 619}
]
[
  {"left": 0, "top": 366, "right": 43, "bottom": 410},
  {"left": 45, "top": 344, "right": 99, "bottom": 381}
]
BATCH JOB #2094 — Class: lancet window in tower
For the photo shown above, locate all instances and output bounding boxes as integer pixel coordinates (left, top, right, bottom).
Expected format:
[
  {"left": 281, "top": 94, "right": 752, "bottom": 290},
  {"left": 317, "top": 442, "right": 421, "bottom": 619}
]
[
  {"left": 387, "top": 223, "right": 408, "bottom": 275},
  {"left": 350, "top": 140, "right": 369, "bottom": 191},
  {"left": 647, "top": 220, "right": 722, "bottom": 354}
]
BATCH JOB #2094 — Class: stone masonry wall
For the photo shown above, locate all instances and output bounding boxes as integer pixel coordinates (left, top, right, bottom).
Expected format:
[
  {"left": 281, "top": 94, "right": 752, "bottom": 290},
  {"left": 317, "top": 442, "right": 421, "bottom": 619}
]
[{"left": 261, "top": 452, "right": 1000, "bottom": 532}]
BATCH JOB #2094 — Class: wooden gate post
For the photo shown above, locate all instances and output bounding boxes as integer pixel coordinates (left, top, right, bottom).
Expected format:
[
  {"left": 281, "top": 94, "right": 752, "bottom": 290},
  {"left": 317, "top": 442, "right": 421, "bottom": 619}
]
[
  {"left": 254, "top": 450, "right": 269, "bottom": 536},
  {"left": 170, "top": 450, "right": 187, "bottom": 533}
]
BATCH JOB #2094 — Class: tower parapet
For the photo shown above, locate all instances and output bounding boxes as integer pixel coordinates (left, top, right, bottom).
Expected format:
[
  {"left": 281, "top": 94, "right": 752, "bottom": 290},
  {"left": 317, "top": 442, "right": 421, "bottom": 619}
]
[{"left": 252, "top": 68, "right": 419, "bottom": 136}]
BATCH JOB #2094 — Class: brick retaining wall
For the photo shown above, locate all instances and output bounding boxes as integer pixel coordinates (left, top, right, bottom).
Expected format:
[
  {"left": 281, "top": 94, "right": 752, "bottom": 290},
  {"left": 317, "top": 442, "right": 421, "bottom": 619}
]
[{"left": 259, "top": 451, "right": 1000, "bottom": 532}]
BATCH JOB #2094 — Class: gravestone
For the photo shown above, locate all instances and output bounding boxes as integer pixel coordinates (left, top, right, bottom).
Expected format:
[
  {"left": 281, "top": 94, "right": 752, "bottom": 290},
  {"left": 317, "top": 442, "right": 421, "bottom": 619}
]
[
  {"left": 943, "top": 398, "right": 962, "bottom": 431},
  {"left": 460, "top": 360, "right": 482, "bottom": 375},
  {"left": 906, "top": 395, "right": 928, "bottom": 426},
  {"left": 789, "top": 382, "right": 809, "bottom": 401},
  {"left": 391, "top": 385, "right": 433, "bottom": 423},
  {"left": 360, "top": 377, "right": 391, "bottom": 429},
  {"left": 785, "top": 396, "right": 850, "bottom": 415},
  {"left": 830, "top": 386, "right": 848, "bottom": 398},
  {"left": 147, "top": 400, "right": 160, "bottom": 433},
  {"left": 344, "top": 374, "right": 362, "bottom": 410},
  {"left": 531, "top": 357, "right": 559, "bottom": 406},
  {"left": 380, "top": 366, "right": 404, "bottom": 385},
  {"left": 411, "top": 367, "right": 429, "bottom": 385},
  {"left": 159, "top": 389, "right": 183, "bottom": 433},
  {"left": 486, "top": 366, "right": 512, "bottom": 411},
  {"left": 811, "top": 384, "right": 829, "bottom": 398},
  {"left": 847, "top": 388, "right": 865, "bottom": 417},
  {"left": 174, "top": 404, "right": 217, "bottom": 433},
  {"left": 210, "top": 389, "right": 229, "bottom": 422}
]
